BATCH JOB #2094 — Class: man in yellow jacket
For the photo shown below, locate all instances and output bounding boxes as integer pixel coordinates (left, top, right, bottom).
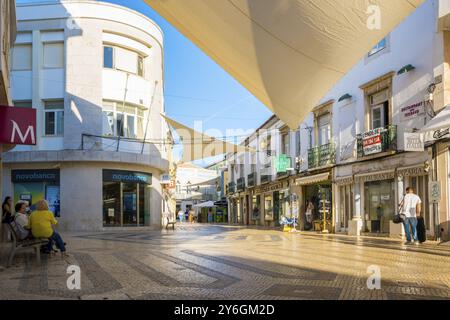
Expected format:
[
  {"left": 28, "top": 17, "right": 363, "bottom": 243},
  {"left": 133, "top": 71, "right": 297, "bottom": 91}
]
[{"left": 28, "top": 199, "right": 68, "bottom": 257}]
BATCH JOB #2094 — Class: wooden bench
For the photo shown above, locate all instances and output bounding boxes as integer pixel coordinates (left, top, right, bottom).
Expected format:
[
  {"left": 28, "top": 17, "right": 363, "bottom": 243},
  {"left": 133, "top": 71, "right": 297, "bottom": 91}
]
[
  {"left": 4, "top": 222, "right": 48, "bottom": 268},
  {"left": 166, "top": 216, "right": 176, "bottom": 230}
]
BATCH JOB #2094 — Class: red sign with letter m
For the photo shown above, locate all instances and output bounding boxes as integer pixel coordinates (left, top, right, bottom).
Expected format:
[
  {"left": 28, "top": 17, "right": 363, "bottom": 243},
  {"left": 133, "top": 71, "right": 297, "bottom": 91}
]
[{"left": 0, "top": 106, "right": 37, "bottom": 145}]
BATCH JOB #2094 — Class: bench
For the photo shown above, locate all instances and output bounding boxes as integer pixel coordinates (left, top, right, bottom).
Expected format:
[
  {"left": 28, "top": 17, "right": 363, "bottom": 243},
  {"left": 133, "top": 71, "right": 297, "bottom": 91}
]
[
  {"left": 166, "top": 216, "right": 176, "bottom": 230},
  {"left": 4, "top": 222, "right": 48, "bottom": 268}
]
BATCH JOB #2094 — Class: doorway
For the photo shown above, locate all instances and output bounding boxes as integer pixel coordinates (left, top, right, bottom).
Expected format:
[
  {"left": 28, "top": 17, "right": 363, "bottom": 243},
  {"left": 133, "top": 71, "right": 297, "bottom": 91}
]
[{"left": 364, "top": 180, "right": 395, "bottom": 233}]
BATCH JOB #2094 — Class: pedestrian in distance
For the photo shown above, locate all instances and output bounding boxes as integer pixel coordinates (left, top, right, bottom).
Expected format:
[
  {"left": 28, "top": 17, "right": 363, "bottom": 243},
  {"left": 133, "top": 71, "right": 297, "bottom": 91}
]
[
  {"left": 1, "top": 196, "right": 13, "bottom": 242},
  {"left": 399, "top": 187, "right": 422, "bottom": 245},
  {"left": 178, "top": 209, "right": 184, "bottom": 223}
]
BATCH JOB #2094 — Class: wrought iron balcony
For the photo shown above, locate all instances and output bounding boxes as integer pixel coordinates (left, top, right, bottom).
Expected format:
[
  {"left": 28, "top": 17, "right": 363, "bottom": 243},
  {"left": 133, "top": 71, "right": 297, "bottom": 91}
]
[
  {"left": 357, "top": 125, "right": 397, "bottom": 158},
  {"left": 260, "top": 166, "right": 272, "bottom": 184},
  {"left": 227, "top": 181, "right": 235, "bottom": 194},
  {"left": 247, "top": 172, "right": 256, "bottom": 188},
  {"left": 308, "top": 143, "right": 336, "bottom": 169}
]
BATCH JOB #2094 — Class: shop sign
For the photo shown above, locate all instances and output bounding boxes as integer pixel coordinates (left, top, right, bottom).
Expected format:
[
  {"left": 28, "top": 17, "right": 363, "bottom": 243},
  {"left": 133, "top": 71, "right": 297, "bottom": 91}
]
[
  {"left": 404, "top": 132, "right": 424, "bottom": 152},
  {"left": 397, "top": 166, "right": 426, "bottom": 177},
  {"left": 362, "top": 128, "right": 385, "bottom": 155},
  {"left": 433, "top": 128, "right": 450, "bottom": 141},
  {"left": 12, "top": 169, "right": 60, "bottom": 183},
  {"left": 400, "top": 101, "right": 425, "bottom": 121},
  {"left": 160, "top": 173, "right": 171, "bottom": 184},
  {"left": 429, "top": 181, "right": 441, "bottom": 204},
  {"left": 275, "top": 154, "right": 291, "bottom": 173},
  {"left": 0, "top": 106, "right": 37, "bottom": 145},
  {"left": 103, "top": 170, "right": 152, "bottom": 185},
  {"left": 254, "top": 181, "right": 284, "bottom": 194}
]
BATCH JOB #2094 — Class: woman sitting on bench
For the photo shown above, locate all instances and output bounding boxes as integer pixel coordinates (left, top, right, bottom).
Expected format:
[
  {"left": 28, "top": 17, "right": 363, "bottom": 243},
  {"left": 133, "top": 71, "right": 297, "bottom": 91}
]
[{"left": 27, "top": 199, "right": 68, "bottom": 258}]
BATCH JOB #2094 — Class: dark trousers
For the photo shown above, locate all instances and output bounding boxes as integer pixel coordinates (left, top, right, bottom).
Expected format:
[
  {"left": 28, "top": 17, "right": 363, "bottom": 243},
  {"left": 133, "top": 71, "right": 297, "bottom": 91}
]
[{"left": 46, "top": 231, "right": 66, "bottom": 252}]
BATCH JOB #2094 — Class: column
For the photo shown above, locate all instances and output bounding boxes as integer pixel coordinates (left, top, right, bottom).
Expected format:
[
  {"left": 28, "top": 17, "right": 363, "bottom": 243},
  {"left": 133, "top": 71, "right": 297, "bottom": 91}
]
[
  {"left": 348, "top": 180, "right": 363, "bottom": 236},
  {"left": 390, "top": 174, "right": 406, "bottom": 239}
]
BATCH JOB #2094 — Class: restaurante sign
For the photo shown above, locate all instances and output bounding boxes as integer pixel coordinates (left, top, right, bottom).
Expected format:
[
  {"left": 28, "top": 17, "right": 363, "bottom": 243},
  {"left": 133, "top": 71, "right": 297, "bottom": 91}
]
[{"left": 400, "top": 101, "right": 425, "bottom": 121}]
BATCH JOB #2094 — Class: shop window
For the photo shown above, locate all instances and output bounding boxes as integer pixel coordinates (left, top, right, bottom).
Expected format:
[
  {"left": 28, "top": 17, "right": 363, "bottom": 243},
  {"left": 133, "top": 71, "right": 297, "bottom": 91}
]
[
  {"left": 44, "top": 100, "right": 64, "bottom": 136},
  {"left": 264, "top": 195, "right": 273, "bottom": 221},
  {"left": 11, "top": 44, "right": 32, "bottom": 71},
  {"left": 43, "top": 42, "right": 64, "bottom": 69}
]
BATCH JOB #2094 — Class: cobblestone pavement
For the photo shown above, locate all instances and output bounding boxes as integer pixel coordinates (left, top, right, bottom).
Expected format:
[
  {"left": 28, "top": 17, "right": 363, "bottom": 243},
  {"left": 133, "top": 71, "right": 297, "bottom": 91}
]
[{"left": 1, "top": 224, "right": 450, "bottom": 300}]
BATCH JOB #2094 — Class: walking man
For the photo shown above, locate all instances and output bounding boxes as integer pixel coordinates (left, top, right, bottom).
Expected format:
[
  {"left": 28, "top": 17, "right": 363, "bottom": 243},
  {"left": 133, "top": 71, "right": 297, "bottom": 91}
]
[{"left": 399, "top": 187, "right": 422, "bottom": 245}]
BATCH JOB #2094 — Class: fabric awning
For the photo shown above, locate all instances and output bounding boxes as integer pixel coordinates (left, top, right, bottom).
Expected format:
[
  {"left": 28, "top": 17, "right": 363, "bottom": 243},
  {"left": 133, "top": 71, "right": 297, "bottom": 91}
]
[
  {"left": 190, "top": 177, "right": 219, "bottom": 187},
  {"left": 146, "top": 0, "right": 424, "bottom": 129},
  {"left": 295, "top": 172, "right": 330, "bottom": 186},
  {"left": 193, "top": 201, "right": 217, "bottom": 208},
  {"left": 162, "top": 114, "right": 252, "bottom": 162},
  {"left": 420, "top": 106, "right": 450, "bottom": 141}
]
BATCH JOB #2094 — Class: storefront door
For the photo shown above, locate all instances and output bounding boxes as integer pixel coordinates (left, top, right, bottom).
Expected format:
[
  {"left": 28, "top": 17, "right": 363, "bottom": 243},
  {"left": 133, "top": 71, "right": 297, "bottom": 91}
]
[{"left": 364, "top": 180, "right": 395, "bottom": 233}]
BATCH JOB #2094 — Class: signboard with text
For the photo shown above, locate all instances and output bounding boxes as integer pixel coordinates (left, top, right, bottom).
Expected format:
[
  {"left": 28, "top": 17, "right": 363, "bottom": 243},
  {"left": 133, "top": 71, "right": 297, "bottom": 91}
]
[
  {"left": 429, "top": 181, "right": 441, "bottom": 204},
  {"left": 404, "top": 132, "right": 424, "bottom": 152},
  {"left": 0, "top": 105, "right": 37, "bottom": 145},
  {"left": 400, "top": 101, "right": 425, "bottom": 122},
  {"left": 362, "top": 128, "right": 385, "bottom": 155}
]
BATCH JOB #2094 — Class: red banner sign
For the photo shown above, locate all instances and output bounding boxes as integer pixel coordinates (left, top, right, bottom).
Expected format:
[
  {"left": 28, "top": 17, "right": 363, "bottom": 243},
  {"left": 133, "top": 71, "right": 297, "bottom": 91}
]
[
  {"left": 362, "top": 128, "right": 385, "bottom": 155},
  {"left": 0, "top": 105, "right": 37, "bottom": 145}
]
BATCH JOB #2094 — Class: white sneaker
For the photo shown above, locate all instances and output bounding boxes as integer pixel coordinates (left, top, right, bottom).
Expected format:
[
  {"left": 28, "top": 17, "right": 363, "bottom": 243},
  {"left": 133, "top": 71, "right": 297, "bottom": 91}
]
[
  {"left": 414, "top": 241, "right": 420, "bottom": 246},
  {"left": 404, "top": 241, "right": 412, "bottom": 245}
]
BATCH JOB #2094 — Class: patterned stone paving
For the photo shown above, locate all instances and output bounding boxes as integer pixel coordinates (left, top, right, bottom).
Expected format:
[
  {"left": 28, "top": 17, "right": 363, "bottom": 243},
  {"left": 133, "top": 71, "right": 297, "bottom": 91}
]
[{"left": 0, "top": 224, "right": 450, "bottom": 300}]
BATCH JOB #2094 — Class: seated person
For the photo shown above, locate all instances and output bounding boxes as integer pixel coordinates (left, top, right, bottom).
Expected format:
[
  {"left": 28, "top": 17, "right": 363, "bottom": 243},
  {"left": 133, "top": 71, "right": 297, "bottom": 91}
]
[
  {"left": 27, "top": 199, "right": 68, "bottom": 258},
  {"left": 14, "top": 202, "right": 30, "bottom": 240}
]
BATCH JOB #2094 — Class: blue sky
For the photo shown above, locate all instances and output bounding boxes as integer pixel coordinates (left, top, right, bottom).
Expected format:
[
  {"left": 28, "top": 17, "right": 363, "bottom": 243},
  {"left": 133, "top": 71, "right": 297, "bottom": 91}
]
[{"left": 17, "top": 0, "right": 273, "bottom": 165}]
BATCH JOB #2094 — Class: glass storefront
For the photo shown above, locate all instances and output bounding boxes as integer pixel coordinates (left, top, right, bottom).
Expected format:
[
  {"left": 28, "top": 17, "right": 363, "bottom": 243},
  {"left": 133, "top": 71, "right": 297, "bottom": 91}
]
[
  {"left": 364, "top": 180, "right": 395, "bottom": 233},
  {"left": 304, "top": 184, "right": 332, "bottom": 231},
  {"left": 251, "top": 195, "right": 261, "bottom": 223},
  {"left": 264, "top": 194, "right": 273, "bottom": 222},
  {"left": 12, "top": 169, "right": 61, "bottom": 217},
  {"left": 410, "top": 175, "right": 429, "bottom": 231},
  {"left": 102, "top": 170, "right": 151, "bottom": 227}
]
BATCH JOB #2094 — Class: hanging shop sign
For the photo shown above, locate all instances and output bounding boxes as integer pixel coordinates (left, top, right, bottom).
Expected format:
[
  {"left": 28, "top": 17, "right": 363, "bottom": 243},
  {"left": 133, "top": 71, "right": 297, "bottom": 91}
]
[
  {"left": 404, "top": 132, "right": 424, "bottom": 152},
  {"left": 12, "top": 169, "right": 60, "bottom": 183},
  {"left": 433, "top": 128, "right": 450, "bottom": 141},
  {"left": 275, "top": 154, "right": 291, "bottom": 173},
  {"left": 362, "top": 127, "right": 386, "bottom": 155},
  {"left": 0, "top": 105, "right": 37, "bottom": 145},
  {"left": 400, "top": 101, "right": 425, "bottom": 122},
  {"left": 429, "top": 181, "right": 441, "bottom": 204},
  {"left": 160, "top": 173, "right": 171, "bottom": 184},
  {"left": 103, "top": 170, "right": 152, "bottom": 185}
]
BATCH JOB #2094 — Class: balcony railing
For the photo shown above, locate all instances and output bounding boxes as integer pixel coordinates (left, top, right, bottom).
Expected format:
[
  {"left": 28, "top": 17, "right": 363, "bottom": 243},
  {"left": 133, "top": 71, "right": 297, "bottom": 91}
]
[
  {"left": 227, "top": 182, "right": 236, "bottom": 194},
  {"left": 237, "top": 177, "right": 246, "bottom": 192},
  {"left": 357, "top": 125, "right": 397, "bottom": 158},
  {"left": 81, "top": 133, "right": 159, "bottom": 155},
  {"left": 308, "top": 143, "right": 336, "bottom": 169},
  {"left": 247, "top": 172, "right": 256, "bottom": 188}
]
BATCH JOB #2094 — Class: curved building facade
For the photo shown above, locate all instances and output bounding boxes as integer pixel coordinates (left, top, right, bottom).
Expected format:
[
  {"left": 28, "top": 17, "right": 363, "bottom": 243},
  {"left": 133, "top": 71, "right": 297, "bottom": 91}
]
[{"left": 2, "top": 1, "right": 172, "bottom": 231}]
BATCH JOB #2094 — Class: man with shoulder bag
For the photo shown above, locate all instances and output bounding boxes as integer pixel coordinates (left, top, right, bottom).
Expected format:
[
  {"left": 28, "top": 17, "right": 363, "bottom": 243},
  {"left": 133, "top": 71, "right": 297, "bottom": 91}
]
[{"left": 398, "top": 187, "right": 422, "bottom": 245}]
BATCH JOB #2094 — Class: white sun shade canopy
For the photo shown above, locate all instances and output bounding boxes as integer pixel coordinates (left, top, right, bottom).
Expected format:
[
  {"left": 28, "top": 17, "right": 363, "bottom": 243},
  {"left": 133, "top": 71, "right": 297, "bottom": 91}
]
[
  {"left": 146, "top": 0, "right": 424, "bottom": 129},
  {"left": 420, "top": 106, "right": 450, "bottom": 141},
  {"left": 162, "top": 114, "right": 252, "bottom": 162}
]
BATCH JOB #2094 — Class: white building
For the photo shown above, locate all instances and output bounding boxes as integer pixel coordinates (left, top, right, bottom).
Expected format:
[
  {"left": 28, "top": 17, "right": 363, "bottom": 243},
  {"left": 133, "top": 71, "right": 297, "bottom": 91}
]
[
  {"left": 227, "top": 0, "right": 450, "bottom": 240},
  {"left": 2, "top": 1, "right": 172, "bottom": 231}
]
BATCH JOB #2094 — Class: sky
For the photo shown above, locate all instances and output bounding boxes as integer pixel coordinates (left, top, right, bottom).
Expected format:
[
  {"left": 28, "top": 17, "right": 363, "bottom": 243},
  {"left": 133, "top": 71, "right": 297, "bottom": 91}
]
[{"left": 16, "top": 0, "right": 274, "bottom": 166}]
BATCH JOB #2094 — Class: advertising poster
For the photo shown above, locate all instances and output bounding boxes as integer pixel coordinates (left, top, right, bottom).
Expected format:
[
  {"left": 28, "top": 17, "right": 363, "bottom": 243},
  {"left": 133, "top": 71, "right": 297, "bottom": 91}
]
[
  {"left": 14, "top": 182, "right": 45, "bottom": 212},
  {"left": 362, "top": 128, "right": 385, "bottom": 155},
  {"left": 46, "top": 185, "right": 61, "bottom": 217}
]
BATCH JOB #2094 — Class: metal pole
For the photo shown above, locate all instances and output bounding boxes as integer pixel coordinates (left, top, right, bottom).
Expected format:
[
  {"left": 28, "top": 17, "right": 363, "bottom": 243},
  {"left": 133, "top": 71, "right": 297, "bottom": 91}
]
[
  {"left": 117, "top": 73, "right": 130, "bottom": 152},
  {"left": 141, "top": 81, "right": 158, "bottom": 154}
]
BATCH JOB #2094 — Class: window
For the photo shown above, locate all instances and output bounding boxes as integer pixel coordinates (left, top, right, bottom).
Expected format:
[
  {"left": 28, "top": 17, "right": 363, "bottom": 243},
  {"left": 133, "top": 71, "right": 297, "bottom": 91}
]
[
  {"left": 138, "top": 55, "right": 144, "bottom": 77},
  {"left": 295, "top": 129, "right": 301, "bottom": 156},
  {"left": 317, "top": 113, "right": 331, "bottom": 146},
  {"left": 368, "top": 38, "right": 387, "bottom": 56},
  {"left": 281, "top": 132, "right": 290, "bottom": 155},
  {"left": 44, "top": 100, "right": 64, "bottom": 136},
  {"left": 11, "top": 44, "right": 32, "bottom": 70},
  {"left": 104, "top": 46, "right": 114, "bottom": 69},
  {"left": 102, "top": 101, "right": 145, "bottom": 139},
  {"left": 369, "top": 90, "right": 389, "bottom": 130},
  {"left": 43, "top": 42, "right": 64, "bottom": 69},
  {"left": 13, "top": 100, "right": 32, "bottom": 108},
  {"left": 104, "top": 45, "right": 145, "bottom": 77}
]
